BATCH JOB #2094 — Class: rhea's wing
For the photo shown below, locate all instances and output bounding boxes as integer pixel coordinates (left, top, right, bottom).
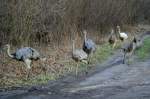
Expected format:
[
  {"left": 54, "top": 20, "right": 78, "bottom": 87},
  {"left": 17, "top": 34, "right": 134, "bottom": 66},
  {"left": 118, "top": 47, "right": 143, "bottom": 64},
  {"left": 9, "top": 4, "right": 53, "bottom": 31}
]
[
  {"left": 73, "top": 49, "right": 87, "bottom": 60},
  {"left": 15, "top": 47, "right": 32, "bottom": 60},
  {"left": 29, "top": 48, "right": 40, "bottom": 59},
  {"left": 120, "top": 32, "right": 128, "bottom": 39},
  {"left": 84, "top": 39, "right": 96, "bottom": 49}
]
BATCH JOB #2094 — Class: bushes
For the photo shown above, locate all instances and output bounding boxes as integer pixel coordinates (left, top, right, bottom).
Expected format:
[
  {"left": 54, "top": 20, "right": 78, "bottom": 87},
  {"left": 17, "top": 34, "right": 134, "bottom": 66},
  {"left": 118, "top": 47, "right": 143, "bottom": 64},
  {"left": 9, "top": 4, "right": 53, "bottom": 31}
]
[{"left": 0, "top": 0, "right": 148, "bottom": 46}]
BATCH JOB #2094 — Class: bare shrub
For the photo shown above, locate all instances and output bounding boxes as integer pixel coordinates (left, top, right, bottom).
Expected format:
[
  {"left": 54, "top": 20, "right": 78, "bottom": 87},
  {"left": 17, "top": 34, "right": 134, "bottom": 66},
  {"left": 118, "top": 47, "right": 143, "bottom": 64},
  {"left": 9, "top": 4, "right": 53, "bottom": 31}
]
[{"left": 0, "top": 0, "right": 148, "bottom": 47}]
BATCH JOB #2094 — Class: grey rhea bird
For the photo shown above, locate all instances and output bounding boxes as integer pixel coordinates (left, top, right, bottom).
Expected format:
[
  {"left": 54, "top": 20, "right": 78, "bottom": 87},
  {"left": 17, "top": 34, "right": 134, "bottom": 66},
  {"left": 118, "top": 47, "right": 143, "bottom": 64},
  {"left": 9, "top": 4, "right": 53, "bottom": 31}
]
[
  {"left": 134, "top": 36, "right": 143, "bottom": 49},
  {"left": 108, "top": 29, "right": 117, "bottom": 49},
  {"left": 72, "top": 40, "right": 88, "bottom": 75},
  {"left": 121, "top": 37, "right": 137, "bottom": 64},
  {"left": 5, "top": 44, "right": 46, "bottom": 78},
  {"left": 83, "top": 30, "right": 96, "bottom": 55}
]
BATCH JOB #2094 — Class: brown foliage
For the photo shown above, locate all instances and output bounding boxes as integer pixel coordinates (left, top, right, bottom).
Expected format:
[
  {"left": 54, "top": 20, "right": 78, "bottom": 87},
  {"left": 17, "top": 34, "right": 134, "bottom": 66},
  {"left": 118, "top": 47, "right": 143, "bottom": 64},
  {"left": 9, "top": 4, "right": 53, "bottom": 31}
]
[{"left": 0, "top": 0, "right": 149, "bottom": 46}]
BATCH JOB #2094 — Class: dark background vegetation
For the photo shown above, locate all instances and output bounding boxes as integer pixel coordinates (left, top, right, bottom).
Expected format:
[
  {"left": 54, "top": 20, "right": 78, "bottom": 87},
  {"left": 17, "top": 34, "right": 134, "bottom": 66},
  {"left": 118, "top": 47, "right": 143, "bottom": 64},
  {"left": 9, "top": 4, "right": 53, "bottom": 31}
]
[{"left": 0, "top": 0, "right": 150, "bottom": 47}]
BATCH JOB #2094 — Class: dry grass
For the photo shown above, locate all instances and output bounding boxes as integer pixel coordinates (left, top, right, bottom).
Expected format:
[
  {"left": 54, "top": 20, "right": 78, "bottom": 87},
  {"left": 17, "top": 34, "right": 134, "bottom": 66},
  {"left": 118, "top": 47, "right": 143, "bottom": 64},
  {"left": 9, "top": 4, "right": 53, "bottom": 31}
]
[{"left": 0, "top": 42, "right": 113, "bottom": 88}]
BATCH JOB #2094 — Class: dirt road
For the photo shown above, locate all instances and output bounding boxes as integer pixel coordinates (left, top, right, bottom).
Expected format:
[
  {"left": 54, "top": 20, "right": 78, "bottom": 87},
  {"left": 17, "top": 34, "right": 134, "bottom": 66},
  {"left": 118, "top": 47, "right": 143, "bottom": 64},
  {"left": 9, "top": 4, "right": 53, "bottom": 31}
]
[{"left": 1, "top": 29, "right": 150, "bottom": 99}]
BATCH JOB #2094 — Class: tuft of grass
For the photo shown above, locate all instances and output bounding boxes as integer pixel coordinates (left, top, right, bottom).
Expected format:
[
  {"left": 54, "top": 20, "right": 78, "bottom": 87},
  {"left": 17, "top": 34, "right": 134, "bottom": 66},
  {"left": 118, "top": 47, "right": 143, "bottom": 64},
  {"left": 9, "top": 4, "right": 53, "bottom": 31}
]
[
  {"left": 136, "top": 37, "right": 150, "bottom": 60},
  {"left": 0, "top": 74, "right": 56, "bottom": 88},
  {"left": 27, "top": 74, "right": 56, "bottom": 85}
]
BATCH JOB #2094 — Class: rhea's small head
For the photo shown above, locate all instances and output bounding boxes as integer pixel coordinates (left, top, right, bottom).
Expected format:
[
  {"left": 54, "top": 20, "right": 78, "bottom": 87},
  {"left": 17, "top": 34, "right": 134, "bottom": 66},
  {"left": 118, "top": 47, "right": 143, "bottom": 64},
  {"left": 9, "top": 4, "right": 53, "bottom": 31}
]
[
  {"left": 111, "top": 29, "right": 114, "bottom": 34},
  {"left": 83, "top": 30, "right": 87, "bottom": 35},
  {"left": 117, "top": 25, "right": 120, "bottom": 29},
  {"left": 4, "top": 44, "right": 10, "bottom": 49}
]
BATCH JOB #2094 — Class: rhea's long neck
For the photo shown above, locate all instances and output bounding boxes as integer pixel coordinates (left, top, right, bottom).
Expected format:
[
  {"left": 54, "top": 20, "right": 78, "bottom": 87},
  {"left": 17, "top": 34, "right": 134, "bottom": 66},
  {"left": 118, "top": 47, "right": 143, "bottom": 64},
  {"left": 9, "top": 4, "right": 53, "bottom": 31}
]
[
  {"left": 111, "top": 29, "right": 114, "bottom": 35},
  {"left": 7, "top": 45, "right": 14, "bottom": 58},
  {"left": 84, "top": 32, "right": 87, "bottom": 42},
  {"left": 72, "top": 41, "right": 75, "bottom": 52},
  {"left": 118, "top": 27, "right": 121, "bottom": 33}
]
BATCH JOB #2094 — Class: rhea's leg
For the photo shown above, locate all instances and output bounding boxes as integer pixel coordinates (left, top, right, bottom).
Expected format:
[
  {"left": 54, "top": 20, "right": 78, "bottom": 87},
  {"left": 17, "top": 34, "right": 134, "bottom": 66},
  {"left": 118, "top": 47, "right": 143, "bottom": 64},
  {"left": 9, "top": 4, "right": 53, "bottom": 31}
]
[
  {"left": 81, "top": 60, "right": 88, "bottom": 74},
  {"left": 112, "top": 42, "right": 115, "bottom": 49},
  {"left": 130, "top": 50, "right": 134, "bottom": 56},
  {"left": 128, "top": 51, "right": 133, "bottom": 65},
  {"left": 123, "top": 53, "right": 126, "bottom": 64},
  {"left": 76, "top": 63, "right": 78, "bottom": 76},
  {"left": 88, "top": 52, "right": 93, "bottom": 64},
  {"left": 24, "top": 59, "right": 32, "bottom": 79},
  {"left": 87, "top": 55, "right": 90, "bottom": 64},
  {"left": 127, "top": 54, "right": 130, "bottom": 65},
  {"left": 26, "top": 68, "right": 31, "bottom": 80},
  {"left": 40, "top": 59, "right": 47, "bottom": 75},
  {"left": 25, "top": 59, "right": 31, "bottom": 69}
]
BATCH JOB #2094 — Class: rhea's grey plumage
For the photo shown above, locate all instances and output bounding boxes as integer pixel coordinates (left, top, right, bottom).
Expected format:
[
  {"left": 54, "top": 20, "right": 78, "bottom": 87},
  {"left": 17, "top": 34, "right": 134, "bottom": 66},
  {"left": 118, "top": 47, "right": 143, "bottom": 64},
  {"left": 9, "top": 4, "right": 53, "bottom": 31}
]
[
  {"left": 83, "top": 30, "right": 96, "bottom": 55},
  {"left": 5, "top": 44, "right": 46, "bottom": 68},
  {"left": 12, "top": 47, "right": 40, "bottom": 61},
  {"left": 5, "top": 44, "right": 46, "bottom": 78},
  {"left": 72, "top": 40, "right": 88, "bottom": 62},
  {"left": 72, "top": 40, "right": 88, "bottom": 75},
  {"left": 121, "top": 37, "right": 137, "bottom": 64}
]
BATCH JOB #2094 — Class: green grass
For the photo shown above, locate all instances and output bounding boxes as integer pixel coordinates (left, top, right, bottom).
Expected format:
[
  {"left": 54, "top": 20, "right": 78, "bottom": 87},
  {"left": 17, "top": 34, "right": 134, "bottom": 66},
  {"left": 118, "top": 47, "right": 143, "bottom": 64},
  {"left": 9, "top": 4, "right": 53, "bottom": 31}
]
[
  {"left": 91, "top": 43, "right": 113, "bottom": 63},
  {"left": 136, "top": 37, "right": 150, "bottom": 60}
]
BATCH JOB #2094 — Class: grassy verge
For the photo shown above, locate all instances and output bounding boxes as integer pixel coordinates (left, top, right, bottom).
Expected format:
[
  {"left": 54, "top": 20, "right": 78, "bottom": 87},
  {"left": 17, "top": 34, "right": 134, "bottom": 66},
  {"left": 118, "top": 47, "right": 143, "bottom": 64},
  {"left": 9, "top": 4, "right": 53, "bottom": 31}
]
[
  {"left": 91, "top": 43, "right": 113, "bottom": 63},
  {"left": 136, "top": 37, "right": 150, "bottom": 60},
  {"left": 0, "top": 43, "right": 114, "bottom": 88}
]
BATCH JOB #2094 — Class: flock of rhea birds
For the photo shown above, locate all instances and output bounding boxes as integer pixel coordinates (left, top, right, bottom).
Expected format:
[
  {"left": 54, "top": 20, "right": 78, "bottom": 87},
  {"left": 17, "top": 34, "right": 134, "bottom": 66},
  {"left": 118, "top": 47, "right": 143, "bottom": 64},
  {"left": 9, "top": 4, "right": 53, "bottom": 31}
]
[
  {"left": 1, "top": 25, "right": 143, "bottom": 78},
  {"left": 108, "top": 26, "right": 142, "bottom": 64}
]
